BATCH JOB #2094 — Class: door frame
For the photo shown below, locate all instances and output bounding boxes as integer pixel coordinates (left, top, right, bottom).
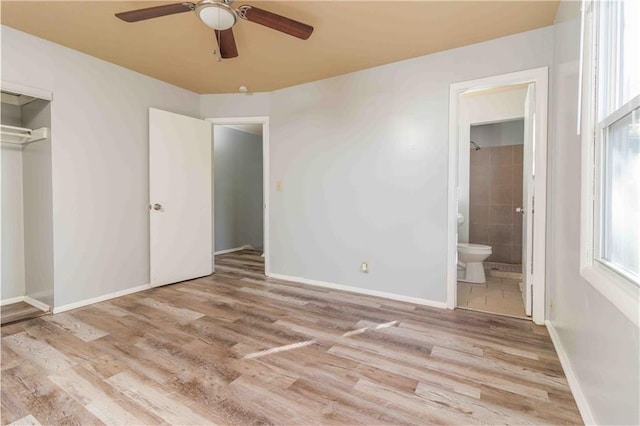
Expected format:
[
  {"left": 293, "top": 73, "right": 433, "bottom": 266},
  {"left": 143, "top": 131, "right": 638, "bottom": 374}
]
[
  {"left": 207, "top": 116, "right": 270, "bottom": 276},
  {"left": 446, "top": 67, "right": 548, "bottom": 325}
]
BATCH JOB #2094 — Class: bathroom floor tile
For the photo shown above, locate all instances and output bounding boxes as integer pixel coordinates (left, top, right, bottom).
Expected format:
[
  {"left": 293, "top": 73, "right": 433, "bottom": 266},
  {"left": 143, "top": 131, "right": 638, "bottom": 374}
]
[
  {"left": 501, "top": 279, "right": 522, "bottom": 292},
  {"left": 457, "top": 276, "right": 526, "bottom": 318},
  {"left": 457, "top": 283, "right": 472, "bottom": 305}
]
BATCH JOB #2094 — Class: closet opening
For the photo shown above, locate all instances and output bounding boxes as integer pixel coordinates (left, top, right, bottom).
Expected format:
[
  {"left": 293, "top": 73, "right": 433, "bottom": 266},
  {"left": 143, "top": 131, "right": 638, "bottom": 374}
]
[{"left": 1, "top": 86, "right": 54, "bottom": 325}]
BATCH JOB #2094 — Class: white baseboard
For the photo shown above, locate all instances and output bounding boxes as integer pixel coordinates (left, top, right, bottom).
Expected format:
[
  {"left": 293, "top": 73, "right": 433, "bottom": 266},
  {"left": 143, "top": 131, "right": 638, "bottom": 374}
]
[
  {"left": 23, "top": 296, "right": 50, "bottom": 312},
  {"left": 545, "top": 320, "right": 596, "bottom": 425},
  {"left": 1, "top": 296, "right": 26, "bottom": 306},
  {"left": 53, "top": 283, "right": 151, "bottom": 314},
  {"left": 268, "top": 273, "right": 448, "bottom": 309},
  {"left": 0, "top": 295, "right": 49, "bottom": 312}
]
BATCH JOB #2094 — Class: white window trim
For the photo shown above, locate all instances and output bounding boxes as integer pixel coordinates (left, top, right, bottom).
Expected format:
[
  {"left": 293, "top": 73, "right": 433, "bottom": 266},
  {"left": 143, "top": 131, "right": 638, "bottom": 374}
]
[{"left": 579, "top": 0, "right": 640, "bottom": 327}]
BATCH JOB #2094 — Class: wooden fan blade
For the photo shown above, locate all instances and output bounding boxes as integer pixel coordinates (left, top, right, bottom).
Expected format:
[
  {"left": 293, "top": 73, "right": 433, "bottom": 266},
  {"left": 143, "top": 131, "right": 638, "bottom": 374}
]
[
  {"left": 215, "top": 29, "right": 239, "bottom": 59},
  {"left": 115, "top": 3, "right": 195, "bottom": 22},
  {"left": 241, "top": 6, "right": 313, "bottom": 40}
]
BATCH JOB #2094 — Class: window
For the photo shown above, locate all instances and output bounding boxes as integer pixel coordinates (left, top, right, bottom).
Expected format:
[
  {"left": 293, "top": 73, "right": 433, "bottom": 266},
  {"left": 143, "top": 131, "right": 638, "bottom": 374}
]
[
  {"left": 597, "top": 105, "right": 639, "bottom": 283},
  {"left": 580, "top": 0, "right": 640, "bottom": 320},
  {"left": 593, "top": 0, "right": 640, "bottom": 286}
]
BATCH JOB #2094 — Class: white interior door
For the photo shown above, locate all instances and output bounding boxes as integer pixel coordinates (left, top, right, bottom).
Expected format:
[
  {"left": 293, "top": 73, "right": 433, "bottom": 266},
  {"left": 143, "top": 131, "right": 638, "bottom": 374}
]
[
  {"left": 149, "top": 108, "right": 212, "bottom": 287},
  {"left": 521, "top": 84, "right": 535, "bottom": 316}
]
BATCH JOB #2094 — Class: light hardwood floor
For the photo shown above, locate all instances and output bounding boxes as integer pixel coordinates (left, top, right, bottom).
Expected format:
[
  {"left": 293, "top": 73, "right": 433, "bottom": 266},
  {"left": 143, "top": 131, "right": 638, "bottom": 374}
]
[
  {"left": 1, "top": 302, "right": 49, "bottom": 326},
  {"left": 1, "top": 250, "right": 582, "bottom": 425}
]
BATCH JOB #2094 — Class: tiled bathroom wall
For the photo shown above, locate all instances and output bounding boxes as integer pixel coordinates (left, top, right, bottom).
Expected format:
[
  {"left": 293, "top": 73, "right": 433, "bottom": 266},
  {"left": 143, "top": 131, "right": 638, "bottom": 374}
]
[{"left": 469, "top": 144, "right": 523, "bottom": 264}]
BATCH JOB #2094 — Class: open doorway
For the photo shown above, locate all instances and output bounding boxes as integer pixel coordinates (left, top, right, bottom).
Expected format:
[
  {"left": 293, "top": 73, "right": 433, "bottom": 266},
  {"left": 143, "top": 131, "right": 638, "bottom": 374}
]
[
  {"left": 460, "top": 118, "right": 527, "bottom": 317},
  {"left": 209, "top": 117, "right": 269, "bottom": 276},
  {"left": 447, "top": 68, "right": 548, "bottom": 325}
]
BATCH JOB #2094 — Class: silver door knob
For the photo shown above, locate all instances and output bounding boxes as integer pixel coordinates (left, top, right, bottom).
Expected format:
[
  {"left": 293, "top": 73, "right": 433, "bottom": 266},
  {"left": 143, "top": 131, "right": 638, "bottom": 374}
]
[
  {"left": 516, "top": 207, "right": 525, "bottom": 214},
  {"left": 152, "top": 203, "right": 162, "bottom": 211}
]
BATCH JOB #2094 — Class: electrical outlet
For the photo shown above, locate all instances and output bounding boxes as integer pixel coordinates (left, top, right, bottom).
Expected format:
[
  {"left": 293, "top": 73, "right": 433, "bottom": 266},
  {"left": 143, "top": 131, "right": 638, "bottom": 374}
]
[{"left": 361, "top": 261, "right": 369, "bottom": 273}]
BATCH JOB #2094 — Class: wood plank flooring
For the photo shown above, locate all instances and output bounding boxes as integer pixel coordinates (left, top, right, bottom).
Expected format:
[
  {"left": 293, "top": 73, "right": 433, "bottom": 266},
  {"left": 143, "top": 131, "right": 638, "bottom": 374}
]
[
  {"left": 1, "top": 302, "right": 49, "bottom": 326},
  {"left": 1, "top": 250, "right": 583, "bottom": 425}
]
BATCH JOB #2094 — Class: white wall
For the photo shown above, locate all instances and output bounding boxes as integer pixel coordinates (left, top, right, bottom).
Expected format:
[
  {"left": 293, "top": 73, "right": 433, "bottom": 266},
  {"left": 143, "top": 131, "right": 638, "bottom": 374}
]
[
  {"left": 547, "top": 2, "right": 639, "bottom": 424},
  {"left": 462, "top": 88, "right": 527, "bottom": 125},
  {"left": 1, "top": 26, "right": 200, "bottom": 308},
  {"left": 214, "top": 126, "right": 263, "bottom": 252},
  {"left": 1, "top": 104, "right": 22, "bottom": 126},
  {"left": 22, "top": 99, "right": 54, "bottom": 307},
  {"left": 266, "top": 27, "right": 552, "bottom": 302},
  {"left": 458, "top": 88, "right": 527, "bottom": 242},
  {"left": 1, "top": 145, "right": 26, "bottom": 300},
  {"left": 1, "top": 103, "right": 26, "bottom": 301},
  {"left": 200, "top": 93, "right": 270, "bottom": 118},
  {"left": 470, "top": 120, "right": 525, "bottom": 148}
]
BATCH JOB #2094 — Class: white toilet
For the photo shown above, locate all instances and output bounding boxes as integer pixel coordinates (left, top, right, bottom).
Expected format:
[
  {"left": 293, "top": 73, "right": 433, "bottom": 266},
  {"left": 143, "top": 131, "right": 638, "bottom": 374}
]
[{"left": 457, "top": 213, "right": 492, "bottom": 283}]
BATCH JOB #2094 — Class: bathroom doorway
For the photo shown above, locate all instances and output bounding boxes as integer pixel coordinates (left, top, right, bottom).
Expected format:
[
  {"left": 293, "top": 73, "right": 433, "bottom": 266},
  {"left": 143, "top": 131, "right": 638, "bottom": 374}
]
[
  {"left": 460, "top": 119, "right": 527, "bottom": 317},
  {"left": 446, "top": 68, "right": 548, "bottom": 325}
]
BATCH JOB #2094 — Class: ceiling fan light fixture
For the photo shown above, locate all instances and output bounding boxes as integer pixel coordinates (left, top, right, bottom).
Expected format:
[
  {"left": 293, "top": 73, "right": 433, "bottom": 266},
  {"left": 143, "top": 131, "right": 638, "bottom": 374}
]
[{"left": 196, "top": 1, "right": 237, "bottom": 31}]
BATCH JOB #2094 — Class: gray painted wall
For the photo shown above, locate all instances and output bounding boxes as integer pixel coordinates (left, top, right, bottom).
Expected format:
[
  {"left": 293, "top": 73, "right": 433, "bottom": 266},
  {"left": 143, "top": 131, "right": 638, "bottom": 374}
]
[
  {"left": 200, "top": 93, "right": 270, "bottom": 118},
  {"left": 3, "top": 25, "right": 200, "bottom": 308},
  {"left": 1, "top": 141, "right": 25, "bottom": 300},
  {"left": 214, "top": 126, "right": 263, "bottom": 252},
  {"left": 1, "top": 103, "right": 22, "bottom": 126},
  {"left": 267, "top": 27, "right": 553, "bottom": 302},
  {"left": 471, "top": 119, "right": 524, "bottom": 148},
  {"left": 548, "top": 2, "right": 639, "bottom": 424},
  {"left": 22, "top": 99, "right": 54, "bottom": 307}
]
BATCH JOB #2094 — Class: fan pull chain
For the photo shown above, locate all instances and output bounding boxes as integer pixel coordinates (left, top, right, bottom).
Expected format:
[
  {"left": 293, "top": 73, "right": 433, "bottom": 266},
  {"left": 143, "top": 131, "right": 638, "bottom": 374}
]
[
  {"left": 215, "top": 4, "right": 223, "bottom": 62},
  {"left": 213, "top": 31, "right": 222, "bottom": 63}
]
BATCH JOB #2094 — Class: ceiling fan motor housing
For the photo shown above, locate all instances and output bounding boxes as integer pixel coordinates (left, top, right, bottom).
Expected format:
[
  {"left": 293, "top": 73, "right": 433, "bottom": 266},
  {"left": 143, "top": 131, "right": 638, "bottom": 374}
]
[
  {"left": 114, "top": 0, "right": 313, "bottom": 60},
  {"left": 196, "top": 0, "right": 237, "bottom": 31}
]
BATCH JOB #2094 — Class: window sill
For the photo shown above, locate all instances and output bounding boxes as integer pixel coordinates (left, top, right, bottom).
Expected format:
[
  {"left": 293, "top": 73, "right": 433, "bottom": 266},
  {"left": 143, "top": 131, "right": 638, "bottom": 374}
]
[{"left": 580, "top": 263, "right": 640, "bottom": 327}]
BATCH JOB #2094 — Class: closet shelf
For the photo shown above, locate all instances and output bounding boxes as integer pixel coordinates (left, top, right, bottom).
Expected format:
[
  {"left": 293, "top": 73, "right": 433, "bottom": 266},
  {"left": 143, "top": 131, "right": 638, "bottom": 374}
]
[{"left": 1, "top": 124, "right": 48, "bottom": 146}]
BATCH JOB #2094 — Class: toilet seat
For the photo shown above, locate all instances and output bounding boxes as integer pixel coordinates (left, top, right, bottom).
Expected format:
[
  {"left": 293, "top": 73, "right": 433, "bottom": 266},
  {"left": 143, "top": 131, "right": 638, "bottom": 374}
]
[{"left": 457, "top": 243, "right": 492, "bottom": 254}]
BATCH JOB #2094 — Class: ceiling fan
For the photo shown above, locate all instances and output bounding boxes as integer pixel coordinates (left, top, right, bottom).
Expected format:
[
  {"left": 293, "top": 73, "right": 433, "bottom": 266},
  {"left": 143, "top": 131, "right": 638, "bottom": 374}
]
[{"left": 115, "top": 0, "right": 314, "bottom": 59}]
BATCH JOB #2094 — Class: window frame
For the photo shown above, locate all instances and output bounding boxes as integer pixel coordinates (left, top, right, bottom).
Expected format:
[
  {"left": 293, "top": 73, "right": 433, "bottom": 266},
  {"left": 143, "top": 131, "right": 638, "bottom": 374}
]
[
  {"left": 594, "top": 96, "right": 640, "bottom": 284},
  {"left": 580, "top": 0, "right": 640, "bottom": 327}
]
